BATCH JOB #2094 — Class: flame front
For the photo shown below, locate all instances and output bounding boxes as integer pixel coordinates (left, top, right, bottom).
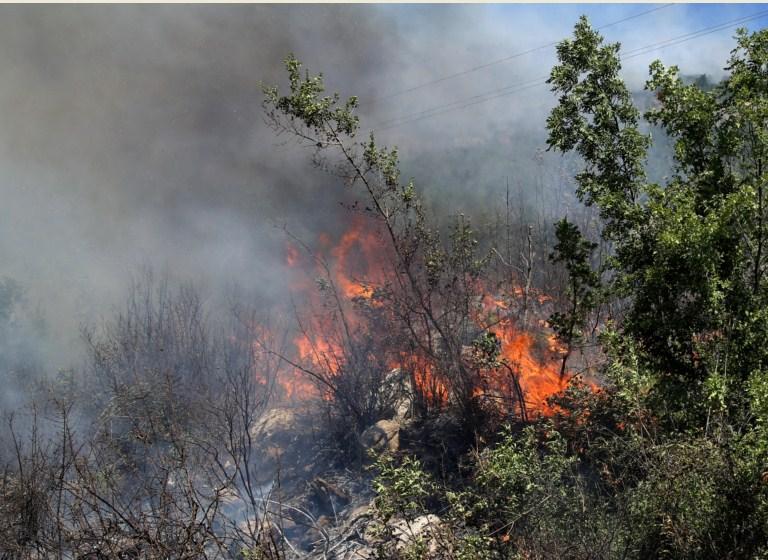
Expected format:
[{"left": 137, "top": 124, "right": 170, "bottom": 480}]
[
  {"left": 330, "top": 219, "right": 384, "bottom": 300},
  {"left": 272, "top": 217, "right": 594, "bottom": 416}
]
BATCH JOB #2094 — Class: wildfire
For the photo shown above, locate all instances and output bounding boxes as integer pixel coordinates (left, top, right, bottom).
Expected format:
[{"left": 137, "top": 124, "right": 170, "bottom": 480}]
[
  {"left": 398, "top": 352, "right": 449, "bottom": 407},
  {"left": 294, "top": 333, "right": 343, "bottom": 375},
  {"left": 330, "top": 217, "right": 387, "bottom": 300},
  {"left": 271, "top": 216, "right": 593, "bottom": 417},
  {"left": 285, "top": 242, "right": 301, "bottom": 268},
  {"left": 499, "top": 328, "right": 565, "bottom": 414}
]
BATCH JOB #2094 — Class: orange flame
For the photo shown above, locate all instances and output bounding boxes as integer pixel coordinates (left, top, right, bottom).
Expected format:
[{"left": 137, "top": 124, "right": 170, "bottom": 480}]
[
  {"left": 270, "top": 217, "right": 595, "bottom": 415},
  {"left": 285, "top": 242, "right": 301, "bottom": 268},
  {"left": 330, "top": 217, "right": 386, "bottom": 300}
]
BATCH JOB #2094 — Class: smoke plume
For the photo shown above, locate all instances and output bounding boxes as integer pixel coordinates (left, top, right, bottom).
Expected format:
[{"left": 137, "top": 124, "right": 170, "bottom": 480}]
[{"left": 0, "top": 4, "right": 758, "bottom": 369}]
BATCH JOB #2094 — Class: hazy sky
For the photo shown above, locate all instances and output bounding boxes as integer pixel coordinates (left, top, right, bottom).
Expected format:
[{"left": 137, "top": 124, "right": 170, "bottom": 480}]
[{"left": 0, "top": 3, "right": 764, "bottom": 363}]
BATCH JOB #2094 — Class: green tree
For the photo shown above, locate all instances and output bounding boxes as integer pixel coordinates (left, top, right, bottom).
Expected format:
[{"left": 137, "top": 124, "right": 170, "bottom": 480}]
[
  {"left": 548, "top": 218, "right": 600, "bottom": 378},
  {"left": 548, "top": 18, "right": 768, "bottom": 425},
  {"left": 546, "top": 16, "right": 650, "bottom": 246}
]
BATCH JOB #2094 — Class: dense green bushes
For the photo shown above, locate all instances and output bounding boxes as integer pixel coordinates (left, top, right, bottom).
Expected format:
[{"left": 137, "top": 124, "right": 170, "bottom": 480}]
[{"left": 370, "top": 383, "right": 768, "bottom": 559}]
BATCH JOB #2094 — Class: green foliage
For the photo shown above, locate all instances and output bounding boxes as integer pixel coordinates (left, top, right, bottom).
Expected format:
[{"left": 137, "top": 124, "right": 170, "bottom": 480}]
[
  {"left": 372, "top": 454, "right": 437, "bottom": 524},
  {"left": 470, "top": 331, "right": 502, "bottom": 370},
  {"left": 625, "top": 438, "right": 745, "bottom": 559},
  {"left": 262, "top": 53, "right": 359, "bottom": 140},
  {"left": 546, "top": 16, "right": 768, "bottom": 426},
  {"left": 242, "top": 547, "right": 272, "bottom": 560},
  {"left": 640, "top": 27, "right": 768, "bottom": 399},
  {"left": 370, "top": 387, "right": 768, "bottom": 559},
  {"left": 469, "top": 426, "right": 581, "bottom": 542},
  {"left": 547, "top": 16, "right": 650, "bottom": 244},
  {"left": 548, "top": 218, "right": 600, "bottom": 373},
  {"left": 748, "top": 369, "right": 768, "bottom": 427}
]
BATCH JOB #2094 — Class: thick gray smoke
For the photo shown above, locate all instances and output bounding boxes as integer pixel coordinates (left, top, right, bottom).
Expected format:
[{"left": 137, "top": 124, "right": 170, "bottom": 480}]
[{"left": 0, "top": 4, "right": 757, "bottom": 371}]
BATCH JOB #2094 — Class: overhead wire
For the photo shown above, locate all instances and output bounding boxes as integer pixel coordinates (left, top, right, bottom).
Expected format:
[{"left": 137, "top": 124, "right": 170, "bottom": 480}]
[
  {"left": 369, "top": 3, "right": 675, "bottom": 104},
  {"left": 373, "top": 8, "right": 768, "bottom": 132}
]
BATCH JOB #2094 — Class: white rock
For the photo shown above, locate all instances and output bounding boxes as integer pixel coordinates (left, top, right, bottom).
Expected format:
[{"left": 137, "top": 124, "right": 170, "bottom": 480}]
[{"left": 360, "top": 419, "right": 400, "bottom": 453}]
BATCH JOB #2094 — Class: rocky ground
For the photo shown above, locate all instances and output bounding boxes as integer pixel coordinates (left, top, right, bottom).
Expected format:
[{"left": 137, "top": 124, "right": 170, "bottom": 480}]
[{"left": 247, "top": 370, "right": 444, "bottom": 559}]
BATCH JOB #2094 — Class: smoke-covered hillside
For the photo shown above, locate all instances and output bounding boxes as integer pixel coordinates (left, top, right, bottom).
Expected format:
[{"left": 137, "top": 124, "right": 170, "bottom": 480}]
[
  {"left": 3, "top": 6, "right": 768, "bottom": 559},
  {"left": 0, "top": 4, "right": 749, "bottom": 368}
]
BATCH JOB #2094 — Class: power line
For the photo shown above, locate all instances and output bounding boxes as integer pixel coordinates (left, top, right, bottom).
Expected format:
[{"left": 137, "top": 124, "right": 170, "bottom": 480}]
[
  {"left": 373, "top": 76, "right": 548, "bottom": 129},
  {"left": 374, "top": 8, "right": 768, "bottom": 132},
  {"left": 369, "top": 4, "right": 675, "bottom": 105},
  {"left": 621, "top": 11, "right": 767, "bottom": 58}
]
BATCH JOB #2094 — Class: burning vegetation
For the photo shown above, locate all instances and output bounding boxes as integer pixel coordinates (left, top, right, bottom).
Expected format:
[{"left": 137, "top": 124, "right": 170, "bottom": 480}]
[
  {"left": 5, "top": 14, "right": 768, "bottom": 560},
  {"left": 277, "top": 215, "right": 585, "bottom": 419}
]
